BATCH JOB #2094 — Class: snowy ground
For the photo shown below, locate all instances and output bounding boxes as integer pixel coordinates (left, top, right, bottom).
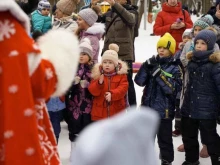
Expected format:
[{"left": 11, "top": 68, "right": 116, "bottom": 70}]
[{"left": 58, "top": 15, "right": 218, "bottom": 165}]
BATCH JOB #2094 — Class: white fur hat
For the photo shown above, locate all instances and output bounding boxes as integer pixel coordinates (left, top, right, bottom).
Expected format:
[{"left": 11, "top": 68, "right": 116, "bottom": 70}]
[
  {"left": 102, "top": 44, "right": 119, "bottom": 66},
  {"left": 70, "top": 107, "right": 159, "bottom": 165}
]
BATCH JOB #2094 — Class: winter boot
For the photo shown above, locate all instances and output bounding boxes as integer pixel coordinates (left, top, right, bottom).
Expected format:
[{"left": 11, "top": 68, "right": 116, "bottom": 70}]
[
  {"left": 199, "top": 145, "right": 209, "bottom": 158},
  {"left": 172, "top": 129, "right": 181, "bottom": 137},
  {"left": 161, "top": 159, "right": 172, "bottom": 165},
  {"left": 182, "top": 160, "right": 200, "bottom": 165},
  {"left": 177, "top": 144, "right": 185, "bottom": 152}
]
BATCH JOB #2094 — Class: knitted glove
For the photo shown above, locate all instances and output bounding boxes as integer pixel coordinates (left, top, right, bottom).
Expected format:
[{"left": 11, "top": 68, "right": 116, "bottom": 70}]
[
  {"left": 80, "top": 80, "right": 90, "bottom": 88},
  {"left": 74, "top": 76, "right": 81, "bottom": 85}
]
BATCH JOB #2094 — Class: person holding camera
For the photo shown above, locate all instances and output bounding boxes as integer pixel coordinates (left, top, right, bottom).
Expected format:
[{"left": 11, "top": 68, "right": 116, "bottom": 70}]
[{"left": 153, "top": 0, "right": 193, "bottom": 53}]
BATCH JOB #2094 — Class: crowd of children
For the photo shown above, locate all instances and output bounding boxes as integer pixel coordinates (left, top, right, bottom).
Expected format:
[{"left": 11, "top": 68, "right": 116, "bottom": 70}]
[{"left": 17, "top": 0, "right": 220, "bottom": 165}]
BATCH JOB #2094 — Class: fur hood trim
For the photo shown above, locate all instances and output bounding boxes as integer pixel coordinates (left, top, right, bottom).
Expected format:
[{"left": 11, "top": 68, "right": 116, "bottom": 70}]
[
  {"left": 86, "top": 23, "right": 105, "bottom": 35},
  {"left": 91, "top": 60, "right": 128, "bottom": 80},
  {"left": 187, "top": 51, "right": 220, "bottom": 63},
  {"left": 206, "top": 26, "right": 217, "bottom": 35}
]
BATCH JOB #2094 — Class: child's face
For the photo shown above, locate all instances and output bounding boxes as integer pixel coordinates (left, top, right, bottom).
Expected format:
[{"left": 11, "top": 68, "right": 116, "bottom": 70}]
[
  {"left": 41, "top": 8, "right": 50, "bottom": 16},
  {"left": 79, "top": 53, "right": 90, "bottom": 64},
  {"left": 193, "top": 26, "right": 203, "bottom": 37},
  {"left": 182, "top": 36, "right": 192, "bottom": 44},
  {"left": 55, "top": 9, "right": 63, "bottom": 19},
  {"left": 102, "top": 60, "right": 115, "bottom": 72},
  {"left": 195, "top": 39, "right": 207, "bottom": 51},
  {"left": 157, "top": 47, "right": 171, "bottom": 57},
  {"left": 77, "top": 16, "right": 89, "bottom": 30}
]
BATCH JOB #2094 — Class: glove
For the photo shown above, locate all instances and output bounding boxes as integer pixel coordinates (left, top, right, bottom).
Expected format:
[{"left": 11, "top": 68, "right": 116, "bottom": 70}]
[
  {"left": 80, "top": 80, "right": 90, "bottom": 88},
  {"left": 217, "top": 116, "right": 220, "bottom": 125},
  {"left": 143, "top": 55, "right": 157, "bottom": 70},
  {"left": 151, "top": 65, "right": 161, "bottom": 77},
  {"left": 73, "top": 76, "right": 81, "bottom": 85}
]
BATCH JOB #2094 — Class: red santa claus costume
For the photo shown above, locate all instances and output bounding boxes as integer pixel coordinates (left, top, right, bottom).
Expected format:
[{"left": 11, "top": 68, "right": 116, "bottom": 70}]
[{"left": 0, "top": 0, "right": 79, "bottom": 164}]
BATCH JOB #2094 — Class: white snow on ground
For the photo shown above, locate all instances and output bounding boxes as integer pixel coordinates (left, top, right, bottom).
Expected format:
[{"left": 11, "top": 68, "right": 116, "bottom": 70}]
[{"left": 58, "top": 15, "right": 216, "bottom": 165}]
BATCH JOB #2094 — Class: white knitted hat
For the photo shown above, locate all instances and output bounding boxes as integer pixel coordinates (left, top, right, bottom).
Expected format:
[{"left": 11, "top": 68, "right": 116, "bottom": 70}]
[
  {"left": 79, "top": 38, "right": 93, "bottom": 59},
  {"left": 38, "top": 0, "right": 50, "bottom": 11},
  {"left": 102, "top": 44, "right": 119, "bottom": 66},
  {"left": 71, "top": 107, "right": 159, "bottom": 165}
]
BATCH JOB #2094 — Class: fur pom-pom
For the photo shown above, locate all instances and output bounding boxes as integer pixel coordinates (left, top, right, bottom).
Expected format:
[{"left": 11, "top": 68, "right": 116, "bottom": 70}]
[
  {"left": 109, "top": 44, "right": 119, "bottom": 53},
  {"left": 206, "top": 26, "right": 218, "bottom": 35},
  {"left": 38, "top": 29, "right": 79, "bottom": 97}
]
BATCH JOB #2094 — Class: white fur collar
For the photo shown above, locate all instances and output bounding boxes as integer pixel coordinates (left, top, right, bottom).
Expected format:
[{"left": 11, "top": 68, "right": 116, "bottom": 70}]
[
  {"left": 0, "top": 0, "right": 30, "bottom": 33},
  {"left": 86, "top": 23, "right": 105, "bottom": 35},
  {"left": 91, "top": 60, "right": 128, "bottom": 80}
]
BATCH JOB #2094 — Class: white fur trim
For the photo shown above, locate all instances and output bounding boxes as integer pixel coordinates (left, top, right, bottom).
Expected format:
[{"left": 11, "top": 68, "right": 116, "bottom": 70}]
[
  {"left": 0, "top": 0, "right": 30, "bottom": 33},
  {"left": 28, "top": 53, "right": 42, "bottom": 76},
  {"left": 86, "top": 23, "right": 105, "bottom": 35},
  {"left": 37, "top": 29, "right": 79, "bottom": 97},
  {"left": 91, "top": 60, "right": 128, "bottom": 80}
]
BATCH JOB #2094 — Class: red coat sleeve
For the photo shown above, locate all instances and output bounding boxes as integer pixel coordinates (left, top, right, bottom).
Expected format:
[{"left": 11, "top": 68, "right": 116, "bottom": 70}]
[{"left": 88, "top": 79, "right": 104, "bottom": 96}]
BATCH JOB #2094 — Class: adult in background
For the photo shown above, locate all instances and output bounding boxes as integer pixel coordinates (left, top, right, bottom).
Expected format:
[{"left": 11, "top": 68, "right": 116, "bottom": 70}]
[
  {"left": 153, "top": 0, "right": 193, "bottom": 53},
  {"left": 101, "top": 0, "right": 137, "bottom": 106},
  {"left": 207, "top": 0, "right": 220, "bottom": 47},
  {"left": 17, "top": 0, "right": 39, "bottom": 14}
]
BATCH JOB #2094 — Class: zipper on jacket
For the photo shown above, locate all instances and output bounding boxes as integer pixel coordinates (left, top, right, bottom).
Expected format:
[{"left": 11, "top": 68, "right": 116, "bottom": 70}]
[{"left": 107, "top": 76, "right": 111, "bottom": 118}]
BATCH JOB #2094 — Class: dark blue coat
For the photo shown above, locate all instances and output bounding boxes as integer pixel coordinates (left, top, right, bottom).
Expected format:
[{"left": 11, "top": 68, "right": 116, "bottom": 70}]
[
  {"left": 135, "top": 55, "right": 182, "bottom": 119},
  {"left": 181, "top": 51, "right": 220, "bottom": 119}
]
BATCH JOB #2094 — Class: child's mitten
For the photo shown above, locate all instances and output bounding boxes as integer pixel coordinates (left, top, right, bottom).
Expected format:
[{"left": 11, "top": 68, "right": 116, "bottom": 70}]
[
  {"left": 74, "top": 76, "right": 81, "bottom": 85},
  {"left": 80, "top": 80, "right": 90, "bottom": 88}
]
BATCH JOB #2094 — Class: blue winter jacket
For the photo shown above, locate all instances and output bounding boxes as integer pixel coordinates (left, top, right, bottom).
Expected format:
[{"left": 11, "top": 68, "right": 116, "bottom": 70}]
[
  {"left": 181, "top": 50, "right": 220, "bottom": 119},
  {"left": 135, "top": 55, "right": 182, "bottom": 119},
  {"left": 31, "top": 10, "right": 52, "bottom": 33}
]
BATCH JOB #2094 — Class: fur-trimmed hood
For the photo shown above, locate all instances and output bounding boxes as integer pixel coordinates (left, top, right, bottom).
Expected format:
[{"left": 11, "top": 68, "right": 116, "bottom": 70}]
[
  {"left": 84, "top": 23, "right": 105, "bottom": 39},
  {"left": 186, "top": 51, "right": 220, "bottom": 63},
  {"left": 91, "top": 60, "right": 128, "bottom": 80}
]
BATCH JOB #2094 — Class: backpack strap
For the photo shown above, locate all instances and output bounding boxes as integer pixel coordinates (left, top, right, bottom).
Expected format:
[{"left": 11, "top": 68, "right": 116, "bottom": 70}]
[
  {"left": 182, "top": 9, "right": 185, "bottom": 21},
  {"left": 105, "top": 14, "right": 119, "bottom": 35}
]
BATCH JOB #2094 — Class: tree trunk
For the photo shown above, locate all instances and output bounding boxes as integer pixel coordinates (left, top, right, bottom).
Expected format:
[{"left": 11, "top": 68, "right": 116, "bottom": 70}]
[
  {"left": 202, "top": 0, "right": 211, "bottom": 14},
  {"left": 138, "top": 0, "right": 144, "bottom": 28}
]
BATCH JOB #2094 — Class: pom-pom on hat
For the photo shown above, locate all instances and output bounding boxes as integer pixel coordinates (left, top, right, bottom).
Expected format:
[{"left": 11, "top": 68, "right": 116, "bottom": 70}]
[
  {"left": 38, "top": 0, "right": 51, "bottom": 11},
  {"left": 157, "top": 33, "right": 176, "bottom": 55},
  {"left": 79, "top": 38, "right": 93, "bottom": 60},
  {"left": 200, "top": 14, "right": 214, "bottom": 26},
  {"left": 78, "top": 8, "right": 98, "bottom": 26},
  {"left": 56, "top": 0, "right": 76, "bottom": 16},
  {"left": 182, "top": 28, "right": 193, "bottom": 39},
  {"left": 194, "top": 29, "right": 217, "bottom": 51},
  {"left": 102, "top": 44, "right": 119, "bottom": 66}
]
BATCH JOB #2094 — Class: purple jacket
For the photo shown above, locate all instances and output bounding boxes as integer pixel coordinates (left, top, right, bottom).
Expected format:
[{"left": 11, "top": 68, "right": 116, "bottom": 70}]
[{"left": 80, "top": 23, "right": 105, "bottom": 64}]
